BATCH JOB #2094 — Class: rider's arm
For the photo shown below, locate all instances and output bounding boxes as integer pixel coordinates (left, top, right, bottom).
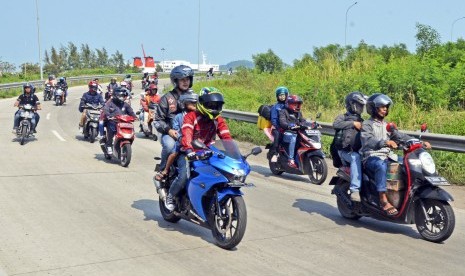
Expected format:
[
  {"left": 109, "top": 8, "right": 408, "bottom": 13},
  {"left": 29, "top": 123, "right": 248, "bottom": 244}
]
[
  {"left": 124, "top": 103, "right": 137, "bottom": 118},
  {"left": 278, "top": 109, "right": 292, "bottom": 130},
  {"left": 98, "top": 94, "right": 105, "bottom": 106},
  {"left": 270, "top": 105, "right": 279, "bottom": 128},
  {"left": 216, "top": 117, "right": 232, "bottom": 140},
  {"left": 79, "top": 94, "right": 86, "bottom": 112},
  {"left": 180, "top": 112, "right": 196, "bottom": 153},
  {"left": 333, "top": 114, "right": 353, "bottom": 130},
  {"left": 33, "top": 95, "right": 41, "bottom": 110},
  {"left": 141, "top": 97, "right": 149, "bottom": 112},
  {"left": 154, "top": 95, "right": 171, "bottom": 134}
]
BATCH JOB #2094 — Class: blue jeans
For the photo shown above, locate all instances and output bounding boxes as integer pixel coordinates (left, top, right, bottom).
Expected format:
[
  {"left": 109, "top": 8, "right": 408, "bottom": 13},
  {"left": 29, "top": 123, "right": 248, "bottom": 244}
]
[
  {"left": 14, "top": 111, "right": 39, "bottom": 130},
  {"left": 365, "top": 156, "right": 388, "bottom": 192},
  {"left": 338, "top": 150, "right": 362, "bottom": 192},
  {"left": 160, "top": 134, "right": 176, "bottom": 170},
  {"left": 168, "top": 153, "right": 190, "bottom": 196},
  {"left": 283, "top": 131, "right": 297, "bottom": 161}
]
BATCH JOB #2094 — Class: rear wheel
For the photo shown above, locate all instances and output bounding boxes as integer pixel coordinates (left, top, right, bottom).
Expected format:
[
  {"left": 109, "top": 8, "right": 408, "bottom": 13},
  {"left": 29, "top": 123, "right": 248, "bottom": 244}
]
[
  {"left": 210, "top": 196, "right": 247, "bottom": 250},
  {"left": 120, "top": 143, "right": 132, "bottom": 167},
  {"left": 335, "top": 181, "right": 361, "bottom": 220},
  {"left": 158, "top": 196, "right": 181, "bottom": 223},
  {"left": 308, "top": 156, "right": 328, "bottom": 185},
  {"left": 268, "top": 154, "right": 284, "bottom": 175},
  {"left": 415, "top": 199, "right": 455, "bottom": 243}
]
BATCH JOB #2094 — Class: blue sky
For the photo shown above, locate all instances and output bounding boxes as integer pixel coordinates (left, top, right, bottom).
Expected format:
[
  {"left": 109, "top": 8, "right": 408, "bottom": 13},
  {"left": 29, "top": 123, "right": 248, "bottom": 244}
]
[{"left": 2, "top": 0, "right": 465, "bottom": 67}]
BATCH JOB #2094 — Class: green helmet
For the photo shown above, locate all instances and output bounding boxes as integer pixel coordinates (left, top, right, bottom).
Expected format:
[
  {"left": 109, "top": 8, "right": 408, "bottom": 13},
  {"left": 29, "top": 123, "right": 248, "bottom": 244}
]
[{"left": 197, "top": 87, "right": 224, "bottom": 120}]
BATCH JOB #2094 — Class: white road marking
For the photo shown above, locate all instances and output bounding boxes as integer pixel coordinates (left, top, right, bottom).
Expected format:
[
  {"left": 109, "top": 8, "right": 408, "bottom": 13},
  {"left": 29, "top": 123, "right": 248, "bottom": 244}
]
[
  {"left": 46, "top": 113, "right": 51, "bottom": 120},
  {"left": 52, "top": 130, "right": 66, "bottom": 142}
]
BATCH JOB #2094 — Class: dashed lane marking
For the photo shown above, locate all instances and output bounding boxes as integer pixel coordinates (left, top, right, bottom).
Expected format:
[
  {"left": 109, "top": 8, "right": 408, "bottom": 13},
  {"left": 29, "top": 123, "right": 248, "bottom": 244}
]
[{"left": 52, "top": 130, "right": 66, "bottom": 142}]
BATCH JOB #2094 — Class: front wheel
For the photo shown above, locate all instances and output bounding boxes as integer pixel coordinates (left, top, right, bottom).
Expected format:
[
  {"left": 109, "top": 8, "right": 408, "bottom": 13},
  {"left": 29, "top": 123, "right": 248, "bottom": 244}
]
[
  {"left": 308, "top": 155, "right": 328, "bottom": 185},
  {"left": 89, "top": 127, "right": 97, "bottom": 143},
  {"left": 20, "top": 125, "right": 27, "bottom": 145},
  {"left": 120, "top": 143, "right": 132, "bottom": 167},
  {"left": 415, "top": 199, "right": 455, "bottom": 243},
  {"left": 55, "top": 97, "right": 60, "bottom": 106},
  {"left": 210, "top": 196, "right": 247, "bottom": 250}
]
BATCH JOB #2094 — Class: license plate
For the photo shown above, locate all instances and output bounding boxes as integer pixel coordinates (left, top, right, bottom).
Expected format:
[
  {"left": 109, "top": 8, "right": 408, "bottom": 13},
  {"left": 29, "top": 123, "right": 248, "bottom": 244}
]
[
  {"left": 305, "top": 130, "right": 320, "bottom": 135},
  {"left": 425, "top": 176, "right": 449, "bottom": 186}
]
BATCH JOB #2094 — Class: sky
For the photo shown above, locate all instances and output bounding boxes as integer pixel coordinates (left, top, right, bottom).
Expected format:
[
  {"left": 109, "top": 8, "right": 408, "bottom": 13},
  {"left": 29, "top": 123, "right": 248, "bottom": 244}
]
[{"left": 2, "top": 0, "right": 465, "bottom": 68}]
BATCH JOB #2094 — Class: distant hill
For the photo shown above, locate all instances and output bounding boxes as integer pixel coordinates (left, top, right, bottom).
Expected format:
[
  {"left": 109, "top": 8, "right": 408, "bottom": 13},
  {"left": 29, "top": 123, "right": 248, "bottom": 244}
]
[{"left": 220, "top": 60, "right": 254, "bottom": 71}]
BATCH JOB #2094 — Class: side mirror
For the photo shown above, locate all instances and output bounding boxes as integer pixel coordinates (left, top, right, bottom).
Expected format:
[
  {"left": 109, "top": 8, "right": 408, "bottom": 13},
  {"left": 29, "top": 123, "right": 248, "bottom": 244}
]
[
  {"left": 192, "top": 139, "right": 207, "bottom": 150},
  {"left": 316, "top": 112, "right": 322, "bottom": 119},
  {"left": 420, "top": 123, "right": 428, "bottom": 133},
  {"left": 136, "top": 111, "right": 141, "bottom": 115},
  {"left": 386, "top": 122, "right": 398, "bottom": 132},
  {"left": 244, "top": 146, "right": 262, "bottom": 159}
]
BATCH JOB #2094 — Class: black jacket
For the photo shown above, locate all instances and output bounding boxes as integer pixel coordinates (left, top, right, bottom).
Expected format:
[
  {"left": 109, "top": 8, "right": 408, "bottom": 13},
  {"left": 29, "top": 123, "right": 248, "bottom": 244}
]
[
  {"left": 333, "top": 112, "right": 363, "bottom": 151},
  {"left": 278, "top": 108, "right": 306, "bottom": 131},
  {"left": 154, "top": 89, "right": 184, "bottom": 135}
]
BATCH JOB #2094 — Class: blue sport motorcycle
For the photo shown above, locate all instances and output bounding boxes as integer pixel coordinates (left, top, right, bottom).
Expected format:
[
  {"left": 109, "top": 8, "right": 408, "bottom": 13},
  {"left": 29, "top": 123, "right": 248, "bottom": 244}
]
[{"left": 154, "top": 139, "right": 262, "bottom": 249}]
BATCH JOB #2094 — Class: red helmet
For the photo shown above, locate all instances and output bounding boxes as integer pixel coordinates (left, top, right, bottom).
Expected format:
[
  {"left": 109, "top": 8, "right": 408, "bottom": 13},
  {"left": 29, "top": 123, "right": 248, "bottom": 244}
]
[
  {"left": 286, "top": 95, "right": 303, "bottom": 112},
  {"left": 88, "top": 81, "right": 98, "bottom": 91}
]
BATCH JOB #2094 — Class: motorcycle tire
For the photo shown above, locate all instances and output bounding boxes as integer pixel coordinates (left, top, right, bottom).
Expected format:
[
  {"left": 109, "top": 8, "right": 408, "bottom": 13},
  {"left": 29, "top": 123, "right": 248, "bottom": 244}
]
[
  {"left": 55, "top": 98, "right": 60, "bottom": 106},
  {"left": 210, "top": 196, "right": 247, "bottom": 250},
  {"left": 20, "top": 126, "right": 27, "bottom": 145},
  {"left": 158, "top": 196, "right": 181, "bottom": 223},
  {"left": 268, "top": 156, "right": 284, "bottom": 175},
  {"left": 415, "top": 199, "right": 455, "bottom": 243},
  {"left": 153, "top": 134, "right": 158, "bottom": 142},
  {"left": 335, "top": 181, "right": 361, "bottom": 220},
  {"left": 308, "top": 156, "right": 328, "bottom": 185},
  {"left": 89, "top": 127, "right": 97, "bottom": 143},
  {"left": 120, "top": 143, "right": 132, "bottom": 167}
]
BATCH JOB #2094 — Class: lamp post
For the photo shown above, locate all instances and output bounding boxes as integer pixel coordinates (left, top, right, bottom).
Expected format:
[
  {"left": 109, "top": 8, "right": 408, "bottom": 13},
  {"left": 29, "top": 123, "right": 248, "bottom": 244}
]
[
  {"left": 197, "top": 0, "right": 201, "bottom": 72},
  {"left": 451, "top": 16, "right": 465, "bottom": 41},
  {"left": 345, "top": 2, "right": 358, "bottom": 47},
  {"left": 161, "top": 48, "right": 165, "bottom": 72},
  {"left": 35, "top": 0, "right": 43, "bottom": 81}
]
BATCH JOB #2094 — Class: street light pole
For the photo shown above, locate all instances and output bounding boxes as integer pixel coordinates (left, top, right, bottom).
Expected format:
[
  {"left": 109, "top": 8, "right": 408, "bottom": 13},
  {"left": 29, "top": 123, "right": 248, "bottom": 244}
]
[
  {"left": 161, "top": 48, "right": 165, "bottom": 72},
  {"left": 345, "top": 2, "right": 358, "bottom": 47},
  {"left": 451, "top": 16, "right": 465, "bottom": 41},
  {"left": 35, "top": 0, "right": 43, "bottom": 81},
  {"left": 197, "top": 0, "right": 201, "bottom": 72}
]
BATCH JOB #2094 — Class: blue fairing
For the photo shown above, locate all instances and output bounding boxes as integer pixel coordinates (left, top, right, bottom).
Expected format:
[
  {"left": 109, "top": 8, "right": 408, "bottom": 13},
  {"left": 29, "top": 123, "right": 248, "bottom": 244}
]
[{"left": 186, "top": 140, "right": 250, "bottom": 221}]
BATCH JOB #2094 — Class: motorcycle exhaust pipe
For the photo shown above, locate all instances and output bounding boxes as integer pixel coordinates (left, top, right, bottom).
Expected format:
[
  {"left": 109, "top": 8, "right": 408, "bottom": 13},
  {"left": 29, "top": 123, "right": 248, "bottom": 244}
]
[{"left": 152, "top": 177, "right": 167, "bottom": 200}]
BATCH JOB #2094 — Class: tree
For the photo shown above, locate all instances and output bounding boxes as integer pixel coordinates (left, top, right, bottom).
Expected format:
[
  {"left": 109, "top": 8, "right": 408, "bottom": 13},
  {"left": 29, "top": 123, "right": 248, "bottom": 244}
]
[
  {"left": 96, "top": 47, "right": 109, "bottom": 67},
  {"left": 252, "top": 49, "right": 283, "bottom": 73},
  {"left": 80, "top": 44, "right": 93, "bottom": 68},
  {"left": 110, "top": 50, "right": 125, "bottom": 73},
  {"left": 44, "top": 50, "right": 51, "bottom": 64},
  {"left": 415, "top": 23, "right": 441, "bottom": 56},
  {"left": 20, "top": 63, "right": 41, "bottom": 75},
  {"left": 0, "top": 59, "right": 16, "bottom": 76},
  {"left": 68, "top": 42, "right": 80, "bottom": 69},
  {"left": 156, "top": 64, "right": 163, "bottom": 72}
]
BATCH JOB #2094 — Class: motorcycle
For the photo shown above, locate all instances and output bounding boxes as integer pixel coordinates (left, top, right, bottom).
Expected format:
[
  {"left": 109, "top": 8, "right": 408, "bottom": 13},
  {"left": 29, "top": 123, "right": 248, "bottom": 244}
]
[
  {"left": 82, "top": 103, "right": 103, "bottom": 143},
  {"left": 136, "top": 99, "right": 158, "bottom": 141},
  {"left": 43, "top": 84, "right": 54, "bottom": 101},
  {"left": 100, "top": 115, "right": 135, "bottom": 167},
  {"left": 16, "top": 104, "right": 35, "bottom": 145},
  {"left": 329, "top": 123, "right": 455, "bottom": 243},
  {"left": 265, "top": 117, "right": 328, "bottom": 185},
  {"left": 153, "top": 139, "right": 262, "bottom": 249},
  {"left": 54, "top": 87, "right": 65, "bottom": 106}
]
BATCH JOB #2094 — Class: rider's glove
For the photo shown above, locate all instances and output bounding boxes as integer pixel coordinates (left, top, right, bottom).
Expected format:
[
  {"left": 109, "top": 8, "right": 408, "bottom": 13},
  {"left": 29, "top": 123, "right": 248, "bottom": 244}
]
[{"left": 187, "top": 152, "right": 197, "bottom": 161}]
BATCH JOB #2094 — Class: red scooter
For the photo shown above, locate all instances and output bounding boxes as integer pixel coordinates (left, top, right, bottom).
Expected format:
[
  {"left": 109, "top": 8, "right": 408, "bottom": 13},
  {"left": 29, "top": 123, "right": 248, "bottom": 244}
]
[
  {"left": 265, "top": 120, "right": 328, "bottom": 185},
  {"left": 100, "top": 115, "right": 135, "bottom": 167},
  {"left": 330, "top": 123, "right": 455, "bottom": 242}
]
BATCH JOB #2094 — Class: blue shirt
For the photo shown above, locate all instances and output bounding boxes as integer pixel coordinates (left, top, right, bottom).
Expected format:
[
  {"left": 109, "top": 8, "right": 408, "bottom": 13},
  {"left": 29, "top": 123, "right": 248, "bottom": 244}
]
[{"left": 270, "top": 102, "right": 285, "bottom": 128}]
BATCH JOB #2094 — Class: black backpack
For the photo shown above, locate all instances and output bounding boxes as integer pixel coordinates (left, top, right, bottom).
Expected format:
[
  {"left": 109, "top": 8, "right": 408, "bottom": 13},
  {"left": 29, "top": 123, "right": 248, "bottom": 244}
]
[
  {"left": 330, "top": 130, "right": 344, "bottom": 168},
  {"left": 257, "top": 104, "right": 273, "bottom": 120}
]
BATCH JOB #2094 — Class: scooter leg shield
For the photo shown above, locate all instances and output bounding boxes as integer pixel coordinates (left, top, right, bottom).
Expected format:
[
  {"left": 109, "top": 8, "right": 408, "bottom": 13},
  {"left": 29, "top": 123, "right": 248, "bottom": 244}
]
[{"left": 418, "top": 187, "right": 454, "bottom": 201}]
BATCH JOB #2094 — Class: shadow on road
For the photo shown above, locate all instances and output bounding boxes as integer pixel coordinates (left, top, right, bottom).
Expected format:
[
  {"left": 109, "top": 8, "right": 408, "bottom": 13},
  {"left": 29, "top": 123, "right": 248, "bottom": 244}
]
[
  {"left": 11, "top": 136, "right": 38, "bottom": 145},
  {"left": 293, "top": 198, "right": 420, "bottom": 240},
  {"left": 250, "top": 164, "right": 308, "bottom": 182},
  {"left": 131, "top": 199, "right": 214, "bottom": 245}
]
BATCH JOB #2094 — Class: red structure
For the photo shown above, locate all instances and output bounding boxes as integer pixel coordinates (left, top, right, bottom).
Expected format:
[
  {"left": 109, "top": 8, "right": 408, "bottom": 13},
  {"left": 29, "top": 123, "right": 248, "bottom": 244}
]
[
  {"left": 133, "top": 57, "right": 143, "bottom": 68},
  {"left": 144, "top": 56, "right": 155, "bottom": 68}
]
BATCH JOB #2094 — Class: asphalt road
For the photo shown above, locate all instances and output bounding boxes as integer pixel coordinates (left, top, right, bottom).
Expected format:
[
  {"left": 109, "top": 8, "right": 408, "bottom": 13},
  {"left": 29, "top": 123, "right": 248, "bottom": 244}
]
[{"left": 0, "top": 82, "right": 464, "bottom": 276}]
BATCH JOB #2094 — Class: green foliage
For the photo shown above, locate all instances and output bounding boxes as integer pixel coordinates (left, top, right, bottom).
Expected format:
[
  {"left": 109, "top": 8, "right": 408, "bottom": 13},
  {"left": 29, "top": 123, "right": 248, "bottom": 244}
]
[
  {"left": 252, "top": 49, "right": 284, "bottom": 73},
  {"left": 415, "top": 23, "right": 441, "bottom": 56}
]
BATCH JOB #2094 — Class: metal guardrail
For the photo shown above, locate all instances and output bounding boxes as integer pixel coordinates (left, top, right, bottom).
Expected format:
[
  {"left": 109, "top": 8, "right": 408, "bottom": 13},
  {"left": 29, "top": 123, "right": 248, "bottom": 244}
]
[{"left": 221, "top": 109, "right": 465, "bottom": 153}]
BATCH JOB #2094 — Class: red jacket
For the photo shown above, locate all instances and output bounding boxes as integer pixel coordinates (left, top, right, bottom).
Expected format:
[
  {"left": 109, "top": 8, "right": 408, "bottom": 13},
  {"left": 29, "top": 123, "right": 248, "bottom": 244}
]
[
  {"left": 141, "top": 94, "right": 160, "bottom": 112},
  {"left": 181, "top": 111, "right": 232, "bottom": 153}
]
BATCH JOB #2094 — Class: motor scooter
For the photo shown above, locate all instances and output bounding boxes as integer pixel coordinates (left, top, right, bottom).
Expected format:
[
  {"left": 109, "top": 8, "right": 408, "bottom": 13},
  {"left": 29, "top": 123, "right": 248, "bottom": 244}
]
[{"left": 100, "top": 115, "right": 135, "bottom": 167}]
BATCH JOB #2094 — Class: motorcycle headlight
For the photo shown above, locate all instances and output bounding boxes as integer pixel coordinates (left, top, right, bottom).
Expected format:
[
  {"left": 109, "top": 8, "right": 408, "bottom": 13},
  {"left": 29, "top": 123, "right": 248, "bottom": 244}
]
[{"left": 419, "top": 152, "right": 436, "bottom": 174}]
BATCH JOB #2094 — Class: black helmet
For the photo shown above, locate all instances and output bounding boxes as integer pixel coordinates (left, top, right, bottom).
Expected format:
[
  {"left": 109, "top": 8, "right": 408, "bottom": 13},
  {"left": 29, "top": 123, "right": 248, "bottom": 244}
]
[
  {"left": 170, "top": 65, "right": 194, "bottom": 89},
  {"left": 113, "top": 87, "right": 129, "bottom": 103},
  {"left": 179, "top": 93, "right": 199, "bottom": 110},
  {"left": 198, "top": 90, "right": 224, "bottom": 120},
  {"left": 345, "top": 91, "right": 367, "bottom": 115},
  {"left": 23, "top": 82, "right": 33, "bottom": 93},
  {"left": 126, "top": 74, "right": 131, "bottom": 78},
  {"left": 366, "top": 93, "right": 393, "bottom": 117}
]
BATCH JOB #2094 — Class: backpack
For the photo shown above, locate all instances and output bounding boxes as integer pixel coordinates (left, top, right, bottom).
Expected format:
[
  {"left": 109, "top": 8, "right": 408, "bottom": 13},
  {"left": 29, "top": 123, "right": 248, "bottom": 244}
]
[
  {"left": 257, "top": 104, "right": 272, "bottom": 120},
  {"left": 330, "top": 130, "right": 344, "bottom": 168}
]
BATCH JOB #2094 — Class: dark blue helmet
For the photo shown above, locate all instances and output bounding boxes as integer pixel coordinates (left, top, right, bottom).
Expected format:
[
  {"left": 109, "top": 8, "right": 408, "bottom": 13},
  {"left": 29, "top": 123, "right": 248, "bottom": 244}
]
[
  {"left": 170, "top": 65, "right": 194, "bottom": 89},
  {"left": 275, "top": 86, "right": 289, "bottom": 102}
]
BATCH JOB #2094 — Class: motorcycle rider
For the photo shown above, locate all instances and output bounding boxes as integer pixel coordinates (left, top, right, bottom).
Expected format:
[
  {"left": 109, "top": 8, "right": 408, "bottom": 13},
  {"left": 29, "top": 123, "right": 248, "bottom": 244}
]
[
  {"left": 13, "top": 83, "right": 41, "bottom": 133},
  {"left": 361, "top": 93, "right": 431, "bottom": 216},
  {"left": 99, "top": 87, "right": 137, "bottom": 153},
  {"left": 278, "top": 95, "right": 307, "bottom": 169},
  {"left": 332, "top": 91, "right": 367, "bottom": 202},
  {"left": 154, "top": 65, "right": 195, "bottom": 172},
  {"left": 141, "top": 83, "right": 161, "bottom": 132},
  {"left": 93, "top": 77, "right": 104, "bottom": 95},
  {"left": 154, "top": 92, "right": 198, "bottom": 182},
  {"left": 124, "top": 74, "right": 132, "bottom": 91},
  {"left": 57, "top": 77, "right": 68, "bottom": 103},
  {"left": 44, "top": 74, "right": 57, "bottom": 86},
  {"left": 106, "top": 77, "right": 118, "bottom": 101},
  {"left": 79, "top": 81, "right": 105, "bottom": 134},
  {"left": 164, "top": 87, "right": 231, "bottom": 211},
  {"left": 270, "top": 86, "right": 289, "bottom": 156}
]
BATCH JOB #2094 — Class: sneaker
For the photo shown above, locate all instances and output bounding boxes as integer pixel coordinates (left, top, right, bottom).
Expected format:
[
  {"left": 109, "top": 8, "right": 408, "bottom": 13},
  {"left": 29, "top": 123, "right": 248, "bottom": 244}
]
[
  {"left": 12, "top": 128, "right": 17, "bottom": 134},
  {"left": 32, "top": 129, "right": 37, "bottom": 133},
  {"left": 79, "top": 126, "right": 83, "bottom": 134},
  {"left": 288, "top": 160, "right": 298, "bottom": 169},
  {"left": 106, "top": 146, "right": 113, "bottom": 155},
  {"left": 271, "top": 154, "right": 278, "bottom": 162},
  {"left": 351, "top": 191, "right": 361, "bottom": 202},
  {"left": 165, "top": 194, "right": 175, "bottom": 211}
]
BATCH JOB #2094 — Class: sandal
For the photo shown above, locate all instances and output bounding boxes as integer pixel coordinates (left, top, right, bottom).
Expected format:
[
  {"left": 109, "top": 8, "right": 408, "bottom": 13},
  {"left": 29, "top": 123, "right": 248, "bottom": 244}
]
[
  {"left": 154, "top": 171, "right": 168, "bottom": 181},
  {"left": 380, "top": 201, "right": 399, "bottom": 216}
]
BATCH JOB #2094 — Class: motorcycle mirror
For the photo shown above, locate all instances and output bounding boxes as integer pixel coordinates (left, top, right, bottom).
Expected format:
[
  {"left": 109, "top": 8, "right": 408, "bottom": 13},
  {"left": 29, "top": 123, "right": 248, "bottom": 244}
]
[
  {"left": 136, "top": 111, "right": 141, "bottom": 115},
  {"left": 316, "top": 112, "right": 322, "bottom": 119},
  {"left": 386, "top": 122, "right": 398, "bottom": 132},
  {"left": 192, "top": 139, "right": 207, "bottom": 150},
  {"left": 421, "top": 123, "right": 428, "bottom": 133},
  {"left": 251, "top": 147, "right": 262, "bottom": 156}
]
